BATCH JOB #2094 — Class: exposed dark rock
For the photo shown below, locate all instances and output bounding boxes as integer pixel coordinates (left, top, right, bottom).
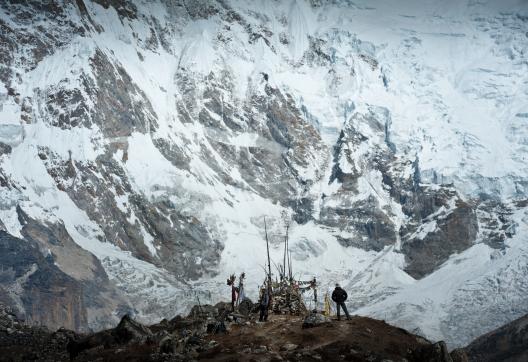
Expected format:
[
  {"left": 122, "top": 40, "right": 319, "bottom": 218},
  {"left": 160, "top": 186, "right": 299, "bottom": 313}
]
[
  {"left": 476, "top": 200, "right": 516, "bottom": 249},
  {"left": 302, "top": 312, "right": 331, "bottom": 329},
  {"left": 0, "top": 229, "right": 86, "bottom": 331},
  {"left": 88, "top": 49, "right": 158, "bottom": 137},
  {"left": 182, "top": 0, "right": 220, "bottom": 20},
  {"left": 158, "top": 334, "right": 176, "bottom": 354},
  {"left": 152, "top": 138, "right": 191, "bottom": 171},
  {"left": 402, "top": 199, "right": 478, "bottom": 279},
  {"left": 413, "top": 341, "right": 454, "bottom": 362},
  {"left": 288, "top": 197, "right": 314, "bottom": 224},
  {"left": 68, "top": 314, "right": 153, "bottom": 359},
  {"left": 37, "top": 145, "right": 221, "bottom": 280},
  {"left": 321, "top": 108, "right": 399, "bottom": 251},
  {"left": 328, "top": 197, "right": 397, "bottom": 251},
  {"left": 465, "top": 313, "right": 528, "bottom": 362},
  {"left": 187, "top": 304, "right": 219, "bottom": 320},
  {"left": 451, "top": 348, "right": 470, "bottom": 362},
  {"left": 0, "top": 143, "right": 11, "bottom": 156},
  {"left": 1, "top": 207, "right": 128, "bottom": 332},
  {"left": 236, "top": 299, "right": 255, "bottom": 317},
  {"left": 92, "top": 0, "right": 138, "bottom": 19},
  {"left": 114, "top": 314, "right": 153, "bottom": 344}
]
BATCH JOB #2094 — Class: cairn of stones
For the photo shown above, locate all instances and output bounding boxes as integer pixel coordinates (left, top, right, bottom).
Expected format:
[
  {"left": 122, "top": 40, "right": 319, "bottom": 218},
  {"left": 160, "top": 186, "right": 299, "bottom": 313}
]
[{"left": 271, "top": 282, "right": 308, "bottom": 315}]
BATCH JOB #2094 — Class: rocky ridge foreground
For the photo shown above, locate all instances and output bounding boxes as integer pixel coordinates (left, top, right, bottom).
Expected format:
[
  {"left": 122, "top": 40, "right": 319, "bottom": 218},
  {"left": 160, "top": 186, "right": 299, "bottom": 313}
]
[
  {"left": 0, "top": 302, "right": 474, "bottom": 362},
  {"left": 465, "top": 313, "right": 528, "bottom": 362}
]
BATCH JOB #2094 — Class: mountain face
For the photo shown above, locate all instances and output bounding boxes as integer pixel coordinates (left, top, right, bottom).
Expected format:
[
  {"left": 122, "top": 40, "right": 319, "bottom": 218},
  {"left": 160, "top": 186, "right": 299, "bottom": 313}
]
[{"left": 0, "top": 0, "right": 527, "bottom": 347}]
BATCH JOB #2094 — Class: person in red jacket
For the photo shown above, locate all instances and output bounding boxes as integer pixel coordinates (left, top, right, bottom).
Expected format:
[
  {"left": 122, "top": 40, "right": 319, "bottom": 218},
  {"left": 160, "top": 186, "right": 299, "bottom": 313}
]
[{"left": 331, "top": 283, "right": 351, "bottom": 321}]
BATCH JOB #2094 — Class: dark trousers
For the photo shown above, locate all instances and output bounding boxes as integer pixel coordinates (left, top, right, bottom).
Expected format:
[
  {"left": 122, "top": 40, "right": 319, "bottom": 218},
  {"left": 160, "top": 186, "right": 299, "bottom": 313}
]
[
  {"left": 336, "top": 302, "right": 351, "bottom": 320},
  {"left": 259, "top": 305, "right": 268, "bottom": 321}
]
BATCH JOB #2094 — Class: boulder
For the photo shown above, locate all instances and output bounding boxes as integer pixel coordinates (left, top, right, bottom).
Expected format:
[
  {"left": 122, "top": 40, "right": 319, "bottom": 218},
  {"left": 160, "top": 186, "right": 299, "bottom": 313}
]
[
  {"left": 302, "top": 312, "right": 331, "bottom": 329},
  {"left": 67, "top": 315, "right": 152, "bottom": 359},
  {"left": 237, "top": 298, "right": 255, "bottom": 316},
  {"left": 159, "top": 335, "right": 176, "bottom": 354},
  {"left": 187, "top": 304, "right": 218, "bottom": 320},
  {"left": 206, "top": 320, "right": 227, "bottom": 334},
  {"left": 414, "top": 341, "right": 453, "bottom": 362},
  {"left": 450, "top": 348, "right": 469, "bottom": 362},
  {"left": 114, "top": 314, "right": 153, "bottom": 344}
]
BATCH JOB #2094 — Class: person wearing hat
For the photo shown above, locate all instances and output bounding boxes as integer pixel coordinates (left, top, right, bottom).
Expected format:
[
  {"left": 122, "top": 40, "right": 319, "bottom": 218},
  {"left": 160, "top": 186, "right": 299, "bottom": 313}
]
[{"left": 331, "top": 283, "right": 351, "bottom": 321}]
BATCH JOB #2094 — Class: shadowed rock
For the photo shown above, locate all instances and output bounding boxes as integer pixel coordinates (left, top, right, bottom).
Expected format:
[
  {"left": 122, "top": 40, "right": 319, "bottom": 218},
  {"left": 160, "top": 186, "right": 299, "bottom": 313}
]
[{"left": 465, "top": 313, "right": 528, "bottom": 362}]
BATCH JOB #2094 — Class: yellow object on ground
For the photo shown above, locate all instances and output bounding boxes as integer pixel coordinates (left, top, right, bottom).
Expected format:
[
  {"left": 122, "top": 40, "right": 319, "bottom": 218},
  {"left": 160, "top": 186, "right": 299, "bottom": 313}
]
[{"left": 323, "top": 293, "right": 332, "bottom": 316}]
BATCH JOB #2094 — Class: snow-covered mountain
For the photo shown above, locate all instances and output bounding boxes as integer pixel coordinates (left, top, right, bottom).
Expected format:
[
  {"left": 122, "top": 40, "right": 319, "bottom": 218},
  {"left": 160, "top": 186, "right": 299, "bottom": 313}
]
[{"left": 0, "top": 0, "right": 527, "bottom": 348}]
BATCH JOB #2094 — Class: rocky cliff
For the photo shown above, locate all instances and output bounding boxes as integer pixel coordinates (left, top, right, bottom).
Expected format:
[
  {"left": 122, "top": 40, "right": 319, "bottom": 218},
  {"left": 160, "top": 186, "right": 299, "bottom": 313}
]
[{"left": 465, "top": 313, "right": 528, "bottom": 362}]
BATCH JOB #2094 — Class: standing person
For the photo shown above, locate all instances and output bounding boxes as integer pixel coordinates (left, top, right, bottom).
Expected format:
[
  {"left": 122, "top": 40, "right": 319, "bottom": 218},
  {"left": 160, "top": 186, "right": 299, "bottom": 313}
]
[
  {"left": 259, "top": 286, "right": 270, "bottom": 322},
  {"left": 232, "top": 285, "right": 238, "bottom": 311},
  {"left": 227, "top": 274, "right": 237, "bottom": 312},
  {"left": 311, "top": 277, "right": 318, "bottom": 306},
  {"left": 331, "top": 283, "right": 351, "bottom": 321}
]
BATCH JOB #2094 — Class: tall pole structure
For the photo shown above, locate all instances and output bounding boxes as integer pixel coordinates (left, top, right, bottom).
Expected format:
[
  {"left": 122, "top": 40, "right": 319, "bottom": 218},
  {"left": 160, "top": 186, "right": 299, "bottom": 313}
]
[
  {"left": 264, "top": 217, "right": 272, "bottom": 292},
  {"left": 283, "top": 226, "right": 288, "bottom": 281},
  {"left": 288, "top": 247, "right": 292, "bottom": 281},
  {"left": 285, "top": 223, "right": 291, "bottom": 280}
]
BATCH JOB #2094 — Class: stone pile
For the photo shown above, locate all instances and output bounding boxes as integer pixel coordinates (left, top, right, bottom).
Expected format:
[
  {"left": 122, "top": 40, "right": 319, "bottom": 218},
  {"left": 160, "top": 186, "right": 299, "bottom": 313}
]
[
  {"left": 0, "top": 304, "right": 19, "bottom": 335},
  {"left": 302, "top": 311, "right": 331, "bottom": 329},
  {"left": 271, "top": 287, "right": 307, "bottom": 315}
]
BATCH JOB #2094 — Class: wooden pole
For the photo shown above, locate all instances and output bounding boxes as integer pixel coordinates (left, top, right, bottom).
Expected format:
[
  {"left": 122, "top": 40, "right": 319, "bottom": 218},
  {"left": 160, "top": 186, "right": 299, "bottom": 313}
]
[
  {"left": 283, "top": 230, "right": 287, "bottom": 281},
  {"left": 286, "top": 224, "right": 292, "bottom": 280},
  {"left": 264, "top": 217, "right": 272, "bottom": 292}
]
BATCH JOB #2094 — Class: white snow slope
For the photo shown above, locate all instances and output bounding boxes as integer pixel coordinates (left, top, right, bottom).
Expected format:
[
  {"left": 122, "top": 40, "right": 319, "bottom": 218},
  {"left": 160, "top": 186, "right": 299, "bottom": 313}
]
[{"left": 0, "top": 0, "right": 527, "bottom": 348}]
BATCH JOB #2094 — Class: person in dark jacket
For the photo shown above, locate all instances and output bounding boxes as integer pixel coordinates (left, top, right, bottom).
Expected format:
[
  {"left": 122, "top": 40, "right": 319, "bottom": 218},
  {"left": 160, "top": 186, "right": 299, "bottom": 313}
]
[
  {"left": 259, "top": 287, "right": 270, "bottom": 322},
  {"left": 331, "top": 283, "right": 351, "bottom": 321}
]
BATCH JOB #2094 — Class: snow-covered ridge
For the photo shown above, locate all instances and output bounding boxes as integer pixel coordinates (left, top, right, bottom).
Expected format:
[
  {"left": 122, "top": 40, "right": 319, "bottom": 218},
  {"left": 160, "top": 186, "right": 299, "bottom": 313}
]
[{"left": 0, "top": 0, "right": 527, "bottom": 348}]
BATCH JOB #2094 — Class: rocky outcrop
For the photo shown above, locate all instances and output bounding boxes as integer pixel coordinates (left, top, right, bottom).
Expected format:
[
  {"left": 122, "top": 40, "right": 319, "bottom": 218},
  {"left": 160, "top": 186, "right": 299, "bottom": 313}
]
[
  {"left": 320, "top": 106, "right": 399, "bottom": 251},
  {"left": 36, "top": 144, "right": 221, "bottom": 279},
  {"left": 0, "top": 230, "right": 86, "bottom": 331},
  {"left": 412, "top": 341, "right": 457, "bottom": 362},
  {"left": 0, "top": 301, "right": 469, "bottom": 362},
  {"left": 302, "top": 311, "right": 331, "bottom": 328},
  {"left": 476, "top": 199, "right": 517, "bottom": 249},
  {"left": 88, "top": 49, "right": 158, "bottom": 137},
  {"left": 465, "top": 313, "right": 528, "bottom": 362},
  {"left": 402, "top": 197, "right": 479, "bottom": 279},
  {"left": 320, "top": 105, "right": 480, "bottom": 275},
  {"left": 1, "top": 208, "right": 129, "bottom": 332}
]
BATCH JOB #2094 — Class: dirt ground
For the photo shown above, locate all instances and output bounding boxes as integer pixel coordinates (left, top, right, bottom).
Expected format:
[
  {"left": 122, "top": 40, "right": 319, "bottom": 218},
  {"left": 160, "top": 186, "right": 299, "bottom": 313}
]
[
  {"left": 199, "top": 314, "right": 432, "bottom": 362},
  {"left": 1, "top": 307, "right": 464, "bottom": 362}
]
